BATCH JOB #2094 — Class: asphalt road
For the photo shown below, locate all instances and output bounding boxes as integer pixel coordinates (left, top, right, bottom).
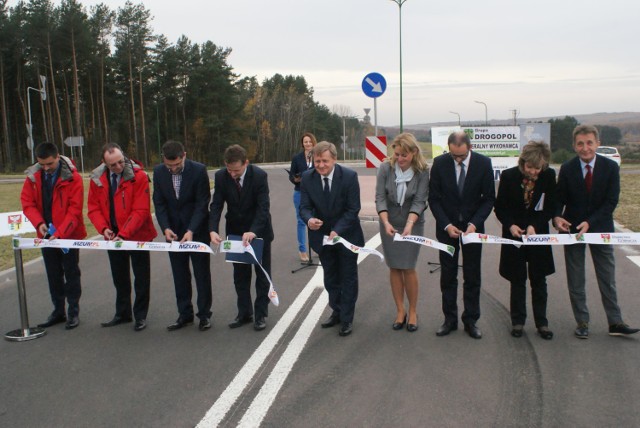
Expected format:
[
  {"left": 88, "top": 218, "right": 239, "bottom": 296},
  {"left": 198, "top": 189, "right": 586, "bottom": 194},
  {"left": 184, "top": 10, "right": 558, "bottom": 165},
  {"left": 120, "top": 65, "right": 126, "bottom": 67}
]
[{"left": 1, "top": 165, "right": 640, "bottom": 427}]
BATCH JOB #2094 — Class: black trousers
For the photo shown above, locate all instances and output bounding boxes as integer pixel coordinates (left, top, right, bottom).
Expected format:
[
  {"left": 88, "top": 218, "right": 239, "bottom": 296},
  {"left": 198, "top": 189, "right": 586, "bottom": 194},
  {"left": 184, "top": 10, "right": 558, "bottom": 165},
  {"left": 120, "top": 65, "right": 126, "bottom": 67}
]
[
  {"left": 168, "top": 252, "right": 212, "bottom": 321},
  {"left": 41, "top": 248, "right": 81, "bottom": 318},
  {"left": 107, "top": 250, "right": 151, "bottom": 321},
  {"left": 319, "top": 244, "right": 359, "bottom": 323},
  {"left": 438, "top": 235, "right": 482, "bottom": 326},
  {"left": 510, "top": 275, "right": 548, "bottom": 327},
  {"left": 233, "top": 240, "right": 271, "bottom": 319}
]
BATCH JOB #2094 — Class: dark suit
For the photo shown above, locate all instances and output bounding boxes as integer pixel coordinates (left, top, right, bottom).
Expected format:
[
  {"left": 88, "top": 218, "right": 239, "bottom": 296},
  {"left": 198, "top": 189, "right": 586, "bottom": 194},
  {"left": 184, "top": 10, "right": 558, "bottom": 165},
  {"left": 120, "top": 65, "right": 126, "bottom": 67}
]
[
  {"left": 209, "top": 164, "right": 274, "bottom": 320},
  {"left": 556, "top": 154, "right": 622, "bottom": 325},
  {"left": 495, "top": 166, "right": 556, "bottom": 327},
  {"left": 299, "top": 164, "right": 364, "bottom": 323},
  {"left": 428, "top": 151, "right": 495, "bottom": 325},
  {"left": 153, "top": 159, "right": 212, "bottom": 322}
]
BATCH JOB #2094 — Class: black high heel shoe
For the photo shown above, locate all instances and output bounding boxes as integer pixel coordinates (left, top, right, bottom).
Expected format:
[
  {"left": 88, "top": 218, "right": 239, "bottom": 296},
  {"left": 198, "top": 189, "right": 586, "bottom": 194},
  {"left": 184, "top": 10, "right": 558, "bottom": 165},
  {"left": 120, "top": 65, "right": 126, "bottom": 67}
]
[
  {"left": 392, "top": 314, "right": 407, "bottom": 330},
  {"left": 407, "top": 315, "right": 418, "bottom": 332}
]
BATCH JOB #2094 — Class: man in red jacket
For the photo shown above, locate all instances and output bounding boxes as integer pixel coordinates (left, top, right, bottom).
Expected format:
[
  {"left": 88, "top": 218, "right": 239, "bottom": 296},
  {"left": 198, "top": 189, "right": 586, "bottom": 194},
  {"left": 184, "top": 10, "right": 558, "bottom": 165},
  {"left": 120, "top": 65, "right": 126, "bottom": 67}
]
[
  {"left": 88, "top": 143, "right": 157, "bottom": 332},
  {"left": 21, "top": 142, "right": 87, "bottom": 330}
]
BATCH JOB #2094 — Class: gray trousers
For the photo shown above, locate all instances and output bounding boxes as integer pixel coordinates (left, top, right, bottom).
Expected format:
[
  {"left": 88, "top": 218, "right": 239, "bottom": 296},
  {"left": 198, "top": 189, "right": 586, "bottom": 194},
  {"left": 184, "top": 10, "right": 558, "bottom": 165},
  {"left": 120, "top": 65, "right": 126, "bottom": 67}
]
[{"left": 564, "top": 244, "right": 622, "bottom": 325}]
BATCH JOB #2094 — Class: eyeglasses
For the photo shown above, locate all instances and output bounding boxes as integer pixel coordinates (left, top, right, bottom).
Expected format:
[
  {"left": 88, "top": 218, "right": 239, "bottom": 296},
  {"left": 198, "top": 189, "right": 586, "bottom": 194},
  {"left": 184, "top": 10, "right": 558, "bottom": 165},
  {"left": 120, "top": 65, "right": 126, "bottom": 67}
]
[{"left": 450, "top": 152, "right": 468, "bottom": 161}]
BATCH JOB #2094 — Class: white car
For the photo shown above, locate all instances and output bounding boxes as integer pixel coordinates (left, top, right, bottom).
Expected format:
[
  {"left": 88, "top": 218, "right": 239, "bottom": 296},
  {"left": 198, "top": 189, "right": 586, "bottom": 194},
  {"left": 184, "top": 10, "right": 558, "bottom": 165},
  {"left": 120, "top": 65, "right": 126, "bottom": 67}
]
[{"left": 596, "top": 146, "right": 621, "bottom": 165}]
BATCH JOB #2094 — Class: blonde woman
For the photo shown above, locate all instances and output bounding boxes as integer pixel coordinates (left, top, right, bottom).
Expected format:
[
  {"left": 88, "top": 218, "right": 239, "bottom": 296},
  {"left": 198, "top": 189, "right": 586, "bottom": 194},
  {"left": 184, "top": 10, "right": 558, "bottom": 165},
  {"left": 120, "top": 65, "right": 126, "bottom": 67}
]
[{"left": 375, "top": 133, "right": 429, "bottom": 332}]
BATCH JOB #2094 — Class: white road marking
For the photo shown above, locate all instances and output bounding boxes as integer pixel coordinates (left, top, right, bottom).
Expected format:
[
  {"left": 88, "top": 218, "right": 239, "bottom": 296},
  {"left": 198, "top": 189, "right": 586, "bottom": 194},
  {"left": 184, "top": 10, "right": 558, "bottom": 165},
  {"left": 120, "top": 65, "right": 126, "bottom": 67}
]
[
  {"left": 628, "top": 256, "right": 640, "bottom": 268},
  {"left": 237, "top": 234, "right": 382, "bottom": 427},
  {"left": 197, "top": 234, "right": 382, "bottom": 427}
]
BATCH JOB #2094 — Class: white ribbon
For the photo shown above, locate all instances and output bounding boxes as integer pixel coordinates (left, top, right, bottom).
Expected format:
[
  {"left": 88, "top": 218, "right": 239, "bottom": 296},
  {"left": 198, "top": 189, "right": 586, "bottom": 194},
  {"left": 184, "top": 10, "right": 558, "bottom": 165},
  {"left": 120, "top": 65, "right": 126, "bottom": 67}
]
[
  {"left": 219, "top": 240, "right": 279, "bottom": 306},
  {"left": 13, "top": 237, "right": 215, "bottom": 253},
  {"left": 393, "top": 233, "right": 455, "bottom": 256},
  {"left": 322, "top": 235, "right": 385, "bottom": 261},
  {"left": 461, "top": 232, "right": 640, "bottom": 247},
  {"left": 461, "top": 233, "right": 522, "bottom": 247}
]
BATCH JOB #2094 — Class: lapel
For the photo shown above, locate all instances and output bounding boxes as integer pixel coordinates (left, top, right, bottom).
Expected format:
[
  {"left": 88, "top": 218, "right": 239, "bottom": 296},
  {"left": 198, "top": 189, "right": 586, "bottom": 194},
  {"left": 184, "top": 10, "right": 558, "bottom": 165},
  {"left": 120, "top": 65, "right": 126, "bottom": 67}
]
[
  {"left": 238, "top": 164, "right": 253, "bottom": 205},
  {"left": 388, "top": 164, "right": 398, "bottom": 203},
  {"left": 328, "top": 164, "right": 342, "bottom": 207},
  {"left": 445, "top": 155, "right": 462, "bottom": 201}
]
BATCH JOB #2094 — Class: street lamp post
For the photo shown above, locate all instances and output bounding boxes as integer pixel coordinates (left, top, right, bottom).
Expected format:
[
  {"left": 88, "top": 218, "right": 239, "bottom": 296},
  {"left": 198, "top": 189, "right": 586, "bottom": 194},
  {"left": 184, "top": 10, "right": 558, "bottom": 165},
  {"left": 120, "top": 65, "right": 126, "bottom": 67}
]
[
  {"left": 341, "top": 116, "right": 347, "bottom": 161},
  {"left": 449, "top": 111, "right": 461, "bottom": 126},
  {"left": 390, "top": 0, "right": 408, "bottom": 132},
  {"left": 26, "top": 76, "right": 47, "bottom": 164},
  {"left": 474, "top": 100, "right": 488, "bottom": 126}
]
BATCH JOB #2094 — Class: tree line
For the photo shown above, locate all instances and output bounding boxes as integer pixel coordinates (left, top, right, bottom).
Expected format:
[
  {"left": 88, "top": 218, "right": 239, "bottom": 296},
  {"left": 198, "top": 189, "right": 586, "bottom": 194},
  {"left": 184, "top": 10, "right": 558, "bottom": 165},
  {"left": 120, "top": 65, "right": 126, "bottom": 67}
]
[{"left": 0, "top": 0, "right": 370, "bottom": 172}]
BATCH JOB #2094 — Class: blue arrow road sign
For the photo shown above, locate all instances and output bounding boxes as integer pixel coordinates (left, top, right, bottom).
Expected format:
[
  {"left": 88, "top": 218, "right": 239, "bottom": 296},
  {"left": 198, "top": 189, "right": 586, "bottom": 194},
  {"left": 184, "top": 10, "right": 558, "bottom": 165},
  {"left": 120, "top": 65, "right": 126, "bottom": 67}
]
[{"left": 362, "top": 72, "right": 386, "bottom": 98}]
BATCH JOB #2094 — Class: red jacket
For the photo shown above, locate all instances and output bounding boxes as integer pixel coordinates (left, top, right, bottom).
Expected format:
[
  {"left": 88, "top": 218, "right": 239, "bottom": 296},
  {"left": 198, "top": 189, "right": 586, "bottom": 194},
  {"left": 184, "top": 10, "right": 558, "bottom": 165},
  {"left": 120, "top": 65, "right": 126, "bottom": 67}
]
[
  {"left": 21, "top": 156, "right": 87, "bottom": 239},
  {"left": 87, "top": 158, "right": 157, "bottom": 241}
]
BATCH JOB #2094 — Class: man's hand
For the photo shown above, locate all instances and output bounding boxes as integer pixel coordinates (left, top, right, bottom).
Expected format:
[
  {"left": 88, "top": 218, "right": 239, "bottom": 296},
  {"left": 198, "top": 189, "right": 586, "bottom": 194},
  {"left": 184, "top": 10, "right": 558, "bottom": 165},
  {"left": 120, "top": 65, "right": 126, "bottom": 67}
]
[
  {"left": 554, "top": 216, "right": 571, "bottom": 233},
  {"left": 38, "top": 223, "right": 48, "bottom": 237},
  {"left": 164, "top": 228, "right": 178, "bottom": 242},
  {"left": 210, "top": 231, "right": 222, "bottom": 245},
  {"left": 446, "top": 224, "right": 462, "bottom": 239},
  {"left": 242, "top": 231, "right": 257, "bottom": 246},
  {"left": 328, "top": 231, "right": 338, "bottom": 240},
  {"left": 509, "top": 224, "right": 525, "bottom": 239},
  {"left": 576, "top": 221, "right": 590, "bottom": 238},
  {"left": 526, "top": 225, "right": 536, "bottom": 236},
  {"left": 103, "top": 228, "right": 115, "bottom": 240},
  {"left": 463, "top": 223, "right": 476, "bottom": 236},
  {"left": 308, "top": 218, "right": 323, "bottom": 231},
  {"left": 180, "top": 230, "right": 193, "bottom": 243}
]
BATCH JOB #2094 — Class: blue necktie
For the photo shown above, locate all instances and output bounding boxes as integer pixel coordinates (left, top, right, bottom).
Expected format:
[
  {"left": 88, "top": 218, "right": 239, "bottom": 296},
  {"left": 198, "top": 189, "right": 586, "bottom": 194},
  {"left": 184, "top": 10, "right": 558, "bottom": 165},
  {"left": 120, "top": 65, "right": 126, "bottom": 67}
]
[
  {"left": 110, "top": 173, "right": 118, "bottom": 197},
  {"left": 323, "top": 177, "right": 330, "bottom": 203}
]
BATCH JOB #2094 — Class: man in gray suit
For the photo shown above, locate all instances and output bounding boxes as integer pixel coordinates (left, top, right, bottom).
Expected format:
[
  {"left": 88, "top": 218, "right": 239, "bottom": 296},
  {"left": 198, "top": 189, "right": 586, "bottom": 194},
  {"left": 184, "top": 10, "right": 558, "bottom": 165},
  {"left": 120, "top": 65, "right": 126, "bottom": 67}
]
[{"left": 554, "top": 124, "right": 638, "bottom": 339}]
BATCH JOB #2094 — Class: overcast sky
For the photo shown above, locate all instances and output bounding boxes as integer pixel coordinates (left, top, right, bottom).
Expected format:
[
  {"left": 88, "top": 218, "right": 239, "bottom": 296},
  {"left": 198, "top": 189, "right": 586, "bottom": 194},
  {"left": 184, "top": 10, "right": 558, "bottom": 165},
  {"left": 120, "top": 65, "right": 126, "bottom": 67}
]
[{"left": 9, "top": 0, "right": 640, "bottom": 126}]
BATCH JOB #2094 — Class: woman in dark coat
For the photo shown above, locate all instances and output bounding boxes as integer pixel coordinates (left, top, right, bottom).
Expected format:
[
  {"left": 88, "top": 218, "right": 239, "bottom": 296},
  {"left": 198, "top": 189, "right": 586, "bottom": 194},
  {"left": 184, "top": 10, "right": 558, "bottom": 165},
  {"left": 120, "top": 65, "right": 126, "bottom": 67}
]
[{"left": 494, "top": 141, "right": 556, "bottom": 340}]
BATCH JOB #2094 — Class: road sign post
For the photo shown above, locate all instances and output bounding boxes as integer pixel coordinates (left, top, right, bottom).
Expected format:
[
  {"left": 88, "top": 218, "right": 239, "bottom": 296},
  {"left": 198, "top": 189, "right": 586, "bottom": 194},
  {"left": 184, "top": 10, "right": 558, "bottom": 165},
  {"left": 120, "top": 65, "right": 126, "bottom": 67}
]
[{"left": 361, "top": 72, "right": 386, "bottom": 136}]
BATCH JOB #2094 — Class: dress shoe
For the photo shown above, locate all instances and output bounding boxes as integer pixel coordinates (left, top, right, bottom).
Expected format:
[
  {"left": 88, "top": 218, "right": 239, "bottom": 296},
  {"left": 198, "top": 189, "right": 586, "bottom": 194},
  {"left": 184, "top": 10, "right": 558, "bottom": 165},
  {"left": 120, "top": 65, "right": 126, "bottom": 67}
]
[
  {"left": 464, "top": 323, "right": 482, "bottom": 339},
  {"left": 134, "top": 319, "right": 147, "bottom": 331},
  {"left": 37, "top": 313, "right": 66, "bottom": 328},
  {"left": 574, "top": 323, "right": 589, "bottom": 339},
  {"left": 609, "top": 323, "right": 640, "bottom": 336},
  {"left": 65, "top": 316, "right": 79, "bottom": 330},
  {"left": 321, "top": 314, "right": 341, "bottom": 328},
  {"left": 537, "top": 326, "right": 553, "bottom": 340},
  {"left": 392, "top": 314, "right": 407, "bottom": 330},
  {"left": 198, "top": 318, "right": 212, "bottom": 331},
  {"left": 436, "top": 321, "right": 458, "bottom": 336},
  {"left": 167, "top": 318, "right": 194, "bottom": 331},
  {"left": 101, "top": 316, "right": 133, "bottom": 327},
  {"left": 228, "top": 316, "right": 253, "bottom": 329},
  {"left": 299, "top": 251, "right": 309, "bottom": 262},
  {"left": 254, "top": 317, "right": 267, "bottom": 331},
  {"left": 339, "top": 322, "right": 353, "bottom": 336},
  {"left": 511, "top": 324, "right": 524, "bottom": 338}
]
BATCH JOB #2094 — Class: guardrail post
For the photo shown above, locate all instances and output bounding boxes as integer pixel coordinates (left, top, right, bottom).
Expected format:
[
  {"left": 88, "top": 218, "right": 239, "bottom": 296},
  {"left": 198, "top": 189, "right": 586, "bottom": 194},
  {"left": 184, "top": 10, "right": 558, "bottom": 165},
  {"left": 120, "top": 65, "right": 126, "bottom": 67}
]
[{"left": 5, "top": 236, "right": 46, "bottom": 342}]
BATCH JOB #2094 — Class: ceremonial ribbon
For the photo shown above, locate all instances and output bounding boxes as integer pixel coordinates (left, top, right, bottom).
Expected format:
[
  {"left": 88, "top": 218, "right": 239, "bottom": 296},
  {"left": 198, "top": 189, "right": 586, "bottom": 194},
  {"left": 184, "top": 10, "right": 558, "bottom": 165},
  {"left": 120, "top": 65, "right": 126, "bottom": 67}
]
[
  {"left": 461, "top": 232, "right": 640, "bottom": 247},
  {"left": 219, "top": 239, "right": 279, "bottom": 306},
  {"left": 322, "top": 235, "right": 385, "bottom": 261},
  {"left": 13, "top": 237, "right": 215, "bottom": 253},
  {"left": 393, "top": 233, "right": 455, "bottom": 256}
]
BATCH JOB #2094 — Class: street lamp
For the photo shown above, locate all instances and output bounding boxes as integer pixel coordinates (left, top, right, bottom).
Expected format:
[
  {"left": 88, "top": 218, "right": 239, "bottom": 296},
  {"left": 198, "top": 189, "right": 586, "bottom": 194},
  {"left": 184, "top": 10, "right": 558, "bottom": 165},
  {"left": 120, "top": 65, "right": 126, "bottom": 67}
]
[
  {"left": 26, "top": 75, "right": 47, "bottom": 163},
  {"left": 474, "top": 100, "right": 488, "bottom": 126},
  {"left": 341, "top": 116, "right": 347, "bottom": 161},
  {"left": 449, "top": 111, "right": 461, "bottom": 126},
  {"left": 390, "top": 0, "right": 408, "bottom": 132}
]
